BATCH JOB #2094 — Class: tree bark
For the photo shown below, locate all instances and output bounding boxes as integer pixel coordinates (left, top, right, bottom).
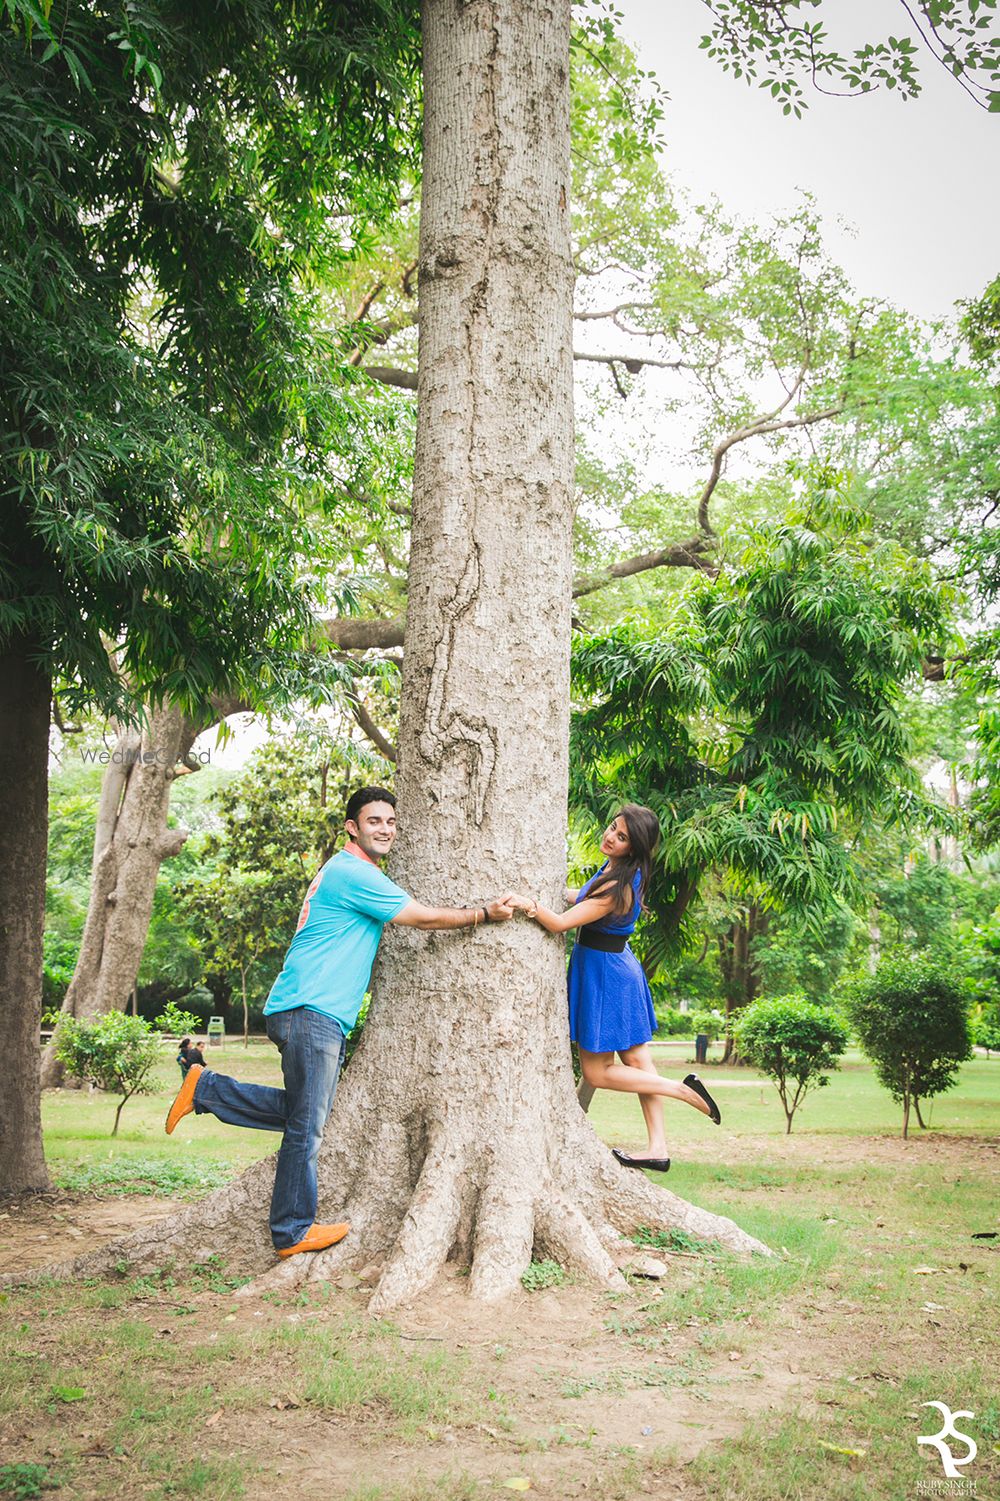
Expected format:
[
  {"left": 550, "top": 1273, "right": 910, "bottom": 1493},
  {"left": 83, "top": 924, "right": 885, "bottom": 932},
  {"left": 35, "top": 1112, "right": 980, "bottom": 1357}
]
[
  {"left": 40, "top": 702, "right": 201, "bottom": 1088},
  {"left": 719, "top": 903, "right": 768, "bottom": 1063},
  {"left": 0, "top": 636, "right": 50, "bottom": 1191},
  {"left": 9, "top": 0, "right": 768, "bottom": 1297}
]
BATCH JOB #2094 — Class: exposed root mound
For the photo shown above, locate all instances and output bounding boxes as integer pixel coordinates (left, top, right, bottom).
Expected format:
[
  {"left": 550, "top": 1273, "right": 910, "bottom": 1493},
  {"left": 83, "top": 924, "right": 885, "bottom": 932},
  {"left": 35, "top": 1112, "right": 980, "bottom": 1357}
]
[{"left": 2, "top": 1079, "right": 769, "bottom": 1308}]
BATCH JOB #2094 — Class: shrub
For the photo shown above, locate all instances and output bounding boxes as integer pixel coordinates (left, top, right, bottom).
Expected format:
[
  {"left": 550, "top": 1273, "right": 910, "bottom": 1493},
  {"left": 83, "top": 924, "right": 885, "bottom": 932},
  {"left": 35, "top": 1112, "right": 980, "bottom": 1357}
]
[
  {"left": 54, "top": 1012, "right": 163, "bottom": 1136},
  {"left": 847, "top": 954, "right": 973, "bottom": 1137},
  {"left": 153, "top": 1000, "right": 202, "bottom": 1037},
  {"left": 41, "top": 931, "right": 78, "bottom": 1011},
  {"left": 973, "top": 1010, "right": 1000, "bottom": 1056},
  {"left": 732, "top": 994, "right": 849, "bottom": 1133},
  {"left": 652, "top": 1006, "right": 695, "bottom": 1037},
  {"left": 686, "top": 1008, "right": 726, "bottom": 1042}
]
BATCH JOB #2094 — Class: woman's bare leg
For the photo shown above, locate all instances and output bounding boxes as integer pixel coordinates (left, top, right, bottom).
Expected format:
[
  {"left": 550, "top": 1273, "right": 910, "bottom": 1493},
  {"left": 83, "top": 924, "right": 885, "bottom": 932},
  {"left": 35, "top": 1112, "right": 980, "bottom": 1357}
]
[
  {"left": 619, "top": 1043, "right": 668, "bottom": 1156},
  {"left": 578, "top": 1047, "right": 711, "bottom": 1117}
]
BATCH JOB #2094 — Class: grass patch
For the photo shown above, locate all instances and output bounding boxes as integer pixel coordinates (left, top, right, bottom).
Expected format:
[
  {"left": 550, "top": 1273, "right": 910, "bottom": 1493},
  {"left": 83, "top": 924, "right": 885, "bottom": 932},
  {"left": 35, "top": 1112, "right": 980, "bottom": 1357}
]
[
  {"left": 588, "top": 1048, "right": 1000, "bottom": 1142},
  {"left": 631, "top": 1225, "right": 721, "bottom": 1255},
  {"left": 688, "top": 1362, "right": 1000, "bottom": 1500},
  {"left": 270, "top": 1319, "right": 487, "bottom": 1435},
  {"left": 0, "top": 1464, "right": 58, "bottom": 1499},
  {"left": 52, "top": 1156, "right": 235, "bottom": 1198}
]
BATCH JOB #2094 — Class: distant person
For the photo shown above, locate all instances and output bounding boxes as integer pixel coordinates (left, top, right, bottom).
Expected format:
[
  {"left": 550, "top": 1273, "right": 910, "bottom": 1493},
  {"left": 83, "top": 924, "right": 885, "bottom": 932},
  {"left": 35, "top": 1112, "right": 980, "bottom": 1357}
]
[
  {"left": 176, "top": 1037, "right": 204, "bottom": 1077},
  {"left": 515, "top": 804, "right": 720, "bottom": 1173},
  {"left": 165, "top": 787, "right": 516, "bottom": 1259}
]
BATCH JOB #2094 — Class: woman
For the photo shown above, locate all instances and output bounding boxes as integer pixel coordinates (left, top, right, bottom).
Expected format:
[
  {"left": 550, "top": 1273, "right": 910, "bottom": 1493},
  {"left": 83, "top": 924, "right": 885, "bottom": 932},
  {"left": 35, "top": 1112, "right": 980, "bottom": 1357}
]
[{"left": 521, "top": 805, "right": 720, "bottom": 1172}]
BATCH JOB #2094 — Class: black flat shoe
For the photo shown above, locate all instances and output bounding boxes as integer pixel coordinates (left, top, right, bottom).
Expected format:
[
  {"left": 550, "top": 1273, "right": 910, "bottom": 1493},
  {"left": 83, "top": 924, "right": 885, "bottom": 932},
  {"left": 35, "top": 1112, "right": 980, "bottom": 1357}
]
[
  {"left": 684, "top": 1072, "right": 721, "bottom": 1125},
  {"left": 613, "top": 1148, "right": 670, "bottom": 1173}
]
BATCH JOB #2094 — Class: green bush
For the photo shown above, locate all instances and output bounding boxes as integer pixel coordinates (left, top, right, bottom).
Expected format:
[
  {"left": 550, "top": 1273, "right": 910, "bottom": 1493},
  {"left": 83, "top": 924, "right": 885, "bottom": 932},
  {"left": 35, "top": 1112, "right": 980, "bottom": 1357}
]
[
  {"left": 653, "top": 1006, "right": 697, "bottom": 1036},
  {"left": 41, "top": 931, "right": 78, "bottom": 1011},
  {"left": 153, "top": 1000, "right": 202, "bottom": 1037},
  {"left": 54, "top": 1012, "right": 164, "bottom": 1136},
  {"left": 972, "top": 1008, "right": 1000, "bottom": 1055},
  {"left": 732, "top": 994, "right": 849, "bottom": 1133},
  {"left": 686, "top": 1008, "right": 726, "bottom": 1042},
  {"left": 847, "top": 954, "right": 973, "bottom": 1137}
]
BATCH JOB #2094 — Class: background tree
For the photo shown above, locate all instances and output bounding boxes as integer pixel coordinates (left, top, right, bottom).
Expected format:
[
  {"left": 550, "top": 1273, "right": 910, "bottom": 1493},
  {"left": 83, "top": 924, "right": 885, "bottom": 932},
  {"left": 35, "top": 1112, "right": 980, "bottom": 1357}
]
[
  {"left": 179, "top": 738, "right": 347, "bottom": 1043},
  {"left": 700, "top": 2, "right": 1000, "bottom": 115},
  {"left": 732, "top": 995, "right": 849, "bottom": 1133},
  {"left": 1, "top": 0, "right": 421, "bottom": 1147},
  {"left": 43, "top": 6, "right": 990, "bottom": 1089},
  {"left": 570, "top": 487, "right": 953, "bottom": 1028},
  {"left": 53, "top": 1013, "right": 162, "bottom": 1137},
  {"left": 848, "top": 954, "right": 974, "bottom": 1137}
]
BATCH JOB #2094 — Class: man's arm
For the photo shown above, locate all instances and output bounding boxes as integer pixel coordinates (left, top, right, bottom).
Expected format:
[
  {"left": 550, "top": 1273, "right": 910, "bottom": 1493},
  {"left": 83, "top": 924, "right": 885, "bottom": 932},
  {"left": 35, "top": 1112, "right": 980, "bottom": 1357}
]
[{"left": 392, "top": 895, "right": 515, "bottom": 930}]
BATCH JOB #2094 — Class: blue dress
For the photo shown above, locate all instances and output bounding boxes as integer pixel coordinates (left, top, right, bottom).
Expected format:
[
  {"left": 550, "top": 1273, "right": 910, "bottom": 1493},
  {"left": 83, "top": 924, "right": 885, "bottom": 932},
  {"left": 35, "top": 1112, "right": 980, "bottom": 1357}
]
[{"left": 567, "top": 866, "right": 657, "bottom": 1054}]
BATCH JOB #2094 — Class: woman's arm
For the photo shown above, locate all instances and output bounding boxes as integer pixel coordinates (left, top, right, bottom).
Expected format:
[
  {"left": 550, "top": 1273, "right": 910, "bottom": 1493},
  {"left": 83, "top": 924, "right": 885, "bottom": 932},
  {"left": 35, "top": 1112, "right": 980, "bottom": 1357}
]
[
  {"left": 529, "top": 892, "right": 616, "bottom": 934},
  {"left": 564, "top": 885, "right": 581, "bottom": 904}
]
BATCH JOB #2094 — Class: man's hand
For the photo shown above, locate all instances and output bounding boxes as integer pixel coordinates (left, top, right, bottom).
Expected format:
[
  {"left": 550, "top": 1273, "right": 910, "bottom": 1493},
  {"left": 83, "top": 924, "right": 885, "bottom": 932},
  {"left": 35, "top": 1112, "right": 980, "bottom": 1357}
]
[
  {"left": 502, "top": 893, "right": 537, "bottom": 917},
  {"left": 485, "top": 895, "right": 517, "bottom": 922}
]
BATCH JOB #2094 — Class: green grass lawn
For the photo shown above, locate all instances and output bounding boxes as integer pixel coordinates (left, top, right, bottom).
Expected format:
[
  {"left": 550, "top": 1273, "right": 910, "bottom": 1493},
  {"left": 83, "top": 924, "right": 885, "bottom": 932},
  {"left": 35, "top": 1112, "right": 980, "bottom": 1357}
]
[
  {"left": 39, "top": 1040, "right": 999, "bottom": 1198},
  {"left": 42, "top": 1041, "right": 281, "bottom": 1196},
  {"left": 591, "top": 1045, "right": 999, "bottom": 1143}
]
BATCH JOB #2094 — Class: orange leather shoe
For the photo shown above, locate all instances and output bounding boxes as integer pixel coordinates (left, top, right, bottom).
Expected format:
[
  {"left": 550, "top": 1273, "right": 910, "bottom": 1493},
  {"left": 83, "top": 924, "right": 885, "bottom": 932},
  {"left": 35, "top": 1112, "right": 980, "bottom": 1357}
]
[
  {"left": 276, "top": 1222, "right": 350, "bottom": 1258},
  {"left": 165, "top": 1064, "right": 203, "bottom": 1135}
]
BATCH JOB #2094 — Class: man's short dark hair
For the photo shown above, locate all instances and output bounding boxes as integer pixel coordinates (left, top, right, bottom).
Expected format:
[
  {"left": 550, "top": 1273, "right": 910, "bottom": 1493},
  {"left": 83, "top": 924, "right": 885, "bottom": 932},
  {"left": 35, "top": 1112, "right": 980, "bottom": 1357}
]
[{"left": 345, "top": 786, "right": 396, "bottom": 826}]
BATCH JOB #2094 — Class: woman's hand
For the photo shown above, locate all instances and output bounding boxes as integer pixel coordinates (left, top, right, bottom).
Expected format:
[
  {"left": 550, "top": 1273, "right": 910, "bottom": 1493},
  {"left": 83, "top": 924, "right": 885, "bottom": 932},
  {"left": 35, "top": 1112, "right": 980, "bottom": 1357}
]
[{"left": 504, "top": 893, "right": 538, "bottom": 917}]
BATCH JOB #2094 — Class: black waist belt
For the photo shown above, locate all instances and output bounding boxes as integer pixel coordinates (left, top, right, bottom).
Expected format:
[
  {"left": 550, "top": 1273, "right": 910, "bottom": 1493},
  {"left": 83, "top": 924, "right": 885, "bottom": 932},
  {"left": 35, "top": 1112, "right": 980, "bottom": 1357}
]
[{"left": 577, "top": 927, "right": 628, "bottom": 953}]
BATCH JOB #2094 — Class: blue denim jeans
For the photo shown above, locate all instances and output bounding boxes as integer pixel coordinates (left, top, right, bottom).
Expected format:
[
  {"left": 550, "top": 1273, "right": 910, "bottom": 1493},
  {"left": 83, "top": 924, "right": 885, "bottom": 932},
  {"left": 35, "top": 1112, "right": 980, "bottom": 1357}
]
[{"left": 192, "top": 1007, "right": 346, "bottom": 1249}]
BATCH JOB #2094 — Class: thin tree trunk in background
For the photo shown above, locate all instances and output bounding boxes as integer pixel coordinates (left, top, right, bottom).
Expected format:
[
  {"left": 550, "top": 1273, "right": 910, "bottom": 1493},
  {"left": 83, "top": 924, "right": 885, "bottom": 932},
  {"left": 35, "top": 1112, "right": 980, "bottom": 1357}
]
[
  {"left": 720, "top": 903, "right": 768, "bottom": 1062},
  {"left": 0, "top": 637, "right": 51, "bottom": 1191},
  {"left": 41, "top": 703, "right": 198, "bottom": 1086},
  {"left": 41, "top": 698, "right": 243, "bottom": 1087}
]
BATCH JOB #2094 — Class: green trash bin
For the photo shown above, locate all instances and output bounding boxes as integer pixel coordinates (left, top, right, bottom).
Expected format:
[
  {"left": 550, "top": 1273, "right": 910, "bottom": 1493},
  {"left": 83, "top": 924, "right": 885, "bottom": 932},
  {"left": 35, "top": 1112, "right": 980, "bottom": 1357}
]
[{"left": 207, "top": 1016, "right": 226, "bottom": 1048}]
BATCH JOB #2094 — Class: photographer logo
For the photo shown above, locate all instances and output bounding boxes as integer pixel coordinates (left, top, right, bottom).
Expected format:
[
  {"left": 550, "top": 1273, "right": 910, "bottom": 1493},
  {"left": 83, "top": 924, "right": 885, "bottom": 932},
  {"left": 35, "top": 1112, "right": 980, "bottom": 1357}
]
[{"left": 918, "top": 1401, "right": 977, "bottom": 1479}]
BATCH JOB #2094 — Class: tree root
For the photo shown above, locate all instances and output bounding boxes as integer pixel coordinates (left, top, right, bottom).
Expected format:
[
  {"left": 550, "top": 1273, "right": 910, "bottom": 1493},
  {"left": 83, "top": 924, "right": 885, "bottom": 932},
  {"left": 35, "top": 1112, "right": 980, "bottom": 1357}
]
[
  {"left": 368, "top": 1134, "right": 468, "bottom": 1315},
  {"left": 598, "top": 1158, "right": 771, "bottom": 1256},
  {"left": 468, "top": 1166, "right": 535, "bottom": 1302},
  {"left": 535, "top": 1195, "right": 625, "bottom": 1288}
]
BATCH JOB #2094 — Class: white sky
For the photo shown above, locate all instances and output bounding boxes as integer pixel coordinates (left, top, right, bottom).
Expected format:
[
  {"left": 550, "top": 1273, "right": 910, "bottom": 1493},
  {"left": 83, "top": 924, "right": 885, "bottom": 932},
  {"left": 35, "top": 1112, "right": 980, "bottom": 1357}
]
[{"left": 616, "top": 0, "right": 999, "bottom": 322}]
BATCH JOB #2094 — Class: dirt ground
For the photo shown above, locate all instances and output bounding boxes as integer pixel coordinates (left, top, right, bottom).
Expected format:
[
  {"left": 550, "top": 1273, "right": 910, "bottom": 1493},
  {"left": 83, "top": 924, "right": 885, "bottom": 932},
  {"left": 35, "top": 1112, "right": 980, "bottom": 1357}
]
[{"left": 2, "top": 1132, "right": 997, "bottom": 1501}]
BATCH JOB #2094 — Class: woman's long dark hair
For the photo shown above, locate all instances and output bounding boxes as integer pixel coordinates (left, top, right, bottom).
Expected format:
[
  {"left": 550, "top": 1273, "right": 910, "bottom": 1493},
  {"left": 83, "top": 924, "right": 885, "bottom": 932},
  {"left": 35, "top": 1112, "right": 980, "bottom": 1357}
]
[{"left": 591, "top": 804, "right": 661, "bottom": 916}]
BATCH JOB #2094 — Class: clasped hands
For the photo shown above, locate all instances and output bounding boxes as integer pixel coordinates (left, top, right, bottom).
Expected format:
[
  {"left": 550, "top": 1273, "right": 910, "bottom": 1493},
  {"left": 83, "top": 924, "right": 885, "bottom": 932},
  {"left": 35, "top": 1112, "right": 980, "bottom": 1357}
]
[{"left": 486, "top": 892, "right": 539, "bottom": 921}]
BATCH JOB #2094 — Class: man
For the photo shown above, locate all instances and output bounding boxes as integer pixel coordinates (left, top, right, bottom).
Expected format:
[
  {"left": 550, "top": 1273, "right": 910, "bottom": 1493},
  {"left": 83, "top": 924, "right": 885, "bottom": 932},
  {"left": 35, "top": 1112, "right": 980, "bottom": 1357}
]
[{"left": 165, "top": 786, "right": 514, "bottom": 1258}]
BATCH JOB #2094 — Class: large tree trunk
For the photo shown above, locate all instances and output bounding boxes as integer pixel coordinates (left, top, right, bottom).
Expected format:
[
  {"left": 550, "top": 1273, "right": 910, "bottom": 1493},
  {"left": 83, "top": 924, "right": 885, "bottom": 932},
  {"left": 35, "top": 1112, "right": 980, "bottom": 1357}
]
[
  {"left": 9, "top": 0, "right": 768, "bottom": 1299},
  {"left": 0, "top": 636, "right": 50, "bottom": 1191},
  {"left": 40, "top": 702, "right": 201, "bottom": 1088}
]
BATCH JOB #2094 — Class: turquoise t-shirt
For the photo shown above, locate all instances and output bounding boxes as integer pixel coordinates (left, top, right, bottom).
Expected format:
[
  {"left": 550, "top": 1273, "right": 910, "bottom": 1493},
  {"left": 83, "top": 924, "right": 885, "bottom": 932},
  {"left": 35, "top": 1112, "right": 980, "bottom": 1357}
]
[{"left": 263, "top": 850, "right": 411, "bottom": 1033}]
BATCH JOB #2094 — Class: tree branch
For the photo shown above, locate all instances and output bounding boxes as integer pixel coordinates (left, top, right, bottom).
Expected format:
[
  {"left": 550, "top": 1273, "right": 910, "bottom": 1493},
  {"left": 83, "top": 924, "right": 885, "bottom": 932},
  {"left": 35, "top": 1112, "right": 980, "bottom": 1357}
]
[
  {"left": 320, "top": 617, "right": 407, "bottom": 650},
  {"left": 697, "top": 401, "right": 845, "bottom": 536},
  {"left": 572, "top": 350, "right": 695, "bottom": 374},
  {"left": 348, "top": 309, "right": 418, "bottom": 367},
  {"left": 574, "top": 301, "right": 660, "bottom": 322},
  {"left": 345, "top": 694, "right": 397, "bottom": 763},
  {"left": 572, "top": 538, "right": 715, "bottom": 598},
  {"left": 363, "top": 366, "right": 417, "bottom": 390},
  {"left": 366, "top": 348, "right": 698, "bottom": 391}
]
